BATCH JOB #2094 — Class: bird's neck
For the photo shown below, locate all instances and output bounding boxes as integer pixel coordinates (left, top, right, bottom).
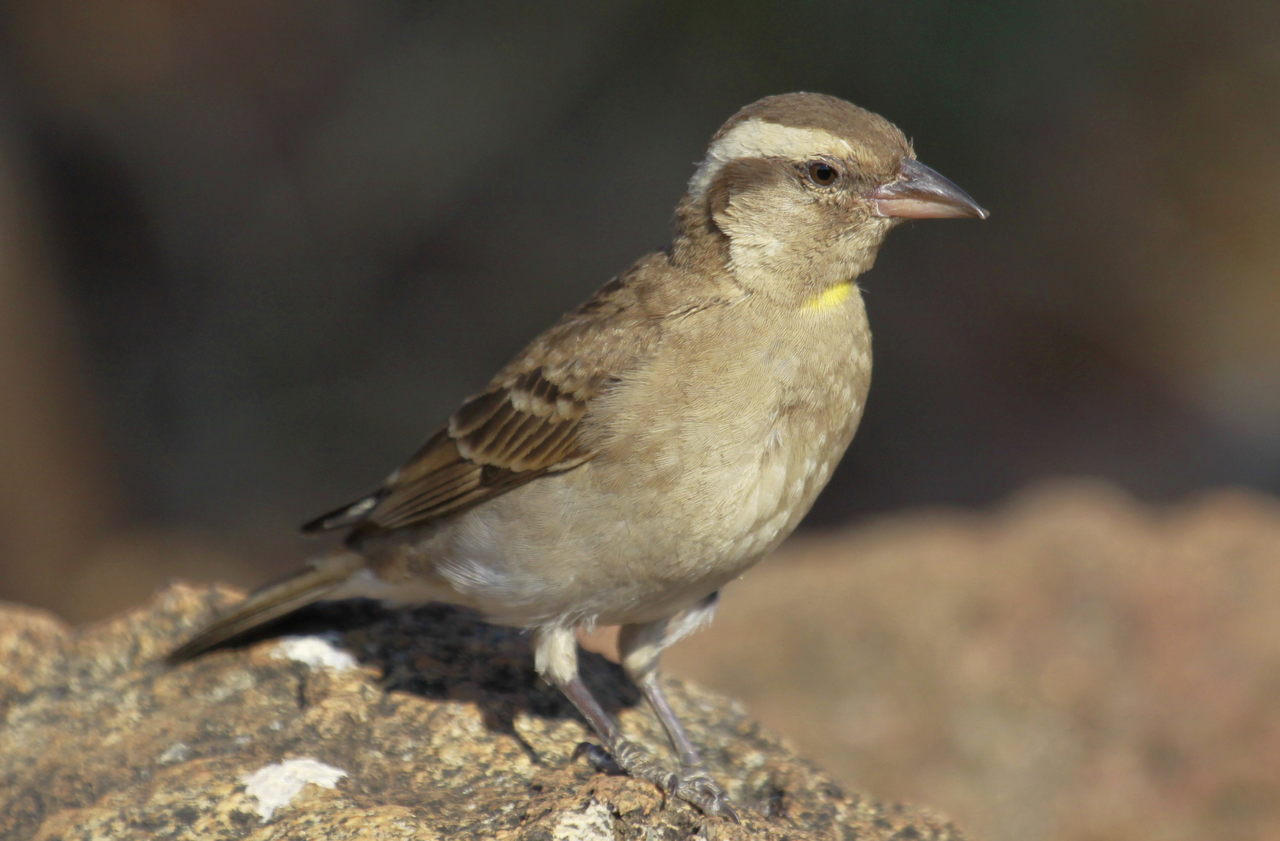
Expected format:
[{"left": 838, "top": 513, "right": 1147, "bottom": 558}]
[{"left": 800, "top": 280, "right": 857, "bottom": 313}]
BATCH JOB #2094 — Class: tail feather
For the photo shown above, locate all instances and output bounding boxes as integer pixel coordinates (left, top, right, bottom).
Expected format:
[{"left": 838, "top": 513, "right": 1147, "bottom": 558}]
[{"left": 167, "top": 553, "right": 365, "bottom": 664}]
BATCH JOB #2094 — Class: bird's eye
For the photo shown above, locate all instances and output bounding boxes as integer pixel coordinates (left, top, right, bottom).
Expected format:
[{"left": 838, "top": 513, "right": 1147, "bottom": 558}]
[{"left": 806, "top": 161, "right": 839, "bottom": 186}]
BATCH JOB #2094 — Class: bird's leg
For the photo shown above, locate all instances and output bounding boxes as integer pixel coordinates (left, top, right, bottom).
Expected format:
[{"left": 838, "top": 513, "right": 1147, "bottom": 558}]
[
  {"left": 532, "top": 626, "right": 677, "bottom": 795},
  {"left": 636, "top": 670, "right": 706, "bottom": 770},
  {"left": 618, "top": 593, "right": 738, "bottom": 821}
]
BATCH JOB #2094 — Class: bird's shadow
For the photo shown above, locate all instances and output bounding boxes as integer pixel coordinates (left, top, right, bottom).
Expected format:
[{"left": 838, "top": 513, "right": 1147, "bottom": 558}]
[{"left": 200, "top": 597, "right": 640, "bottom": 762}]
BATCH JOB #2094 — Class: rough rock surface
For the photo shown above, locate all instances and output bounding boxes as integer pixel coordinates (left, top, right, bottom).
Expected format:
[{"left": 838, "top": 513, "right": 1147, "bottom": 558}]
[{"left": 0, "top": 585, "right": 969, "bottom": 840}]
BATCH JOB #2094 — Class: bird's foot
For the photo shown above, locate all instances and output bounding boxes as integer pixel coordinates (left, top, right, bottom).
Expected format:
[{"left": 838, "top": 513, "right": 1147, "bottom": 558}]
[
  {"left": 578, "top": 740, "right": 739, "bottom": 822},
  {"left": 669, "top": 765, "right": 739, "bottom": 822}
]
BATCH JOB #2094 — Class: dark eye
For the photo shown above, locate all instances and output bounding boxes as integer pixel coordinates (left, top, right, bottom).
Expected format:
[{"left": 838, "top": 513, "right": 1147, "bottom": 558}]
[{"left": 806, "top": 161, "right": 839, "bottom": 186}]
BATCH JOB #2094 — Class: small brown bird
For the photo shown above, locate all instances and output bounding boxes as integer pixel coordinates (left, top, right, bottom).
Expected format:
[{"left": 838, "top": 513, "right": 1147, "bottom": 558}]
[{"left": 170, "top": 92, "right": 986, "bottom": 819}]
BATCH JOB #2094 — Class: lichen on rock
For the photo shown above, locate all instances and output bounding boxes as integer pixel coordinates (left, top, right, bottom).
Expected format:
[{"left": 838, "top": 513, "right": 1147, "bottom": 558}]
[{"left": 0, "top": 584, "right": 970, "bottom": 840}]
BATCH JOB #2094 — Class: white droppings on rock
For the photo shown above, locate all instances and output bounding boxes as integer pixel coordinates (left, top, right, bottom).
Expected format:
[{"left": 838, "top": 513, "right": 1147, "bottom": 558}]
[
  {"left": 241, "top": 758, "right": 347, "bottom": 821},
  {"left": 157, "top": 742, "right": 191, "bottom": 765},
  {"left": 551, "top": 799, "right": 616, "bottom": 840},
  {"left": 272, "top": 635, "right": 358, "bottom": 671}
]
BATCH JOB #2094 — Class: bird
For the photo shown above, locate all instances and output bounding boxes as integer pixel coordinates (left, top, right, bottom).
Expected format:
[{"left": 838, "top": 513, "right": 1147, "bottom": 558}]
[{"left": 169, "top": 92, "right": 987, "bottom": 820}]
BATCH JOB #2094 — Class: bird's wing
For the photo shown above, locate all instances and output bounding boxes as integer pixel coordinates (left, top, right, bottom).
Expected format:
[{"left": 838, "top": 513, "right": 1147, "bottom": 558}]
[{"left": 302, "top": 268, "right": 672, "bottom": 539}]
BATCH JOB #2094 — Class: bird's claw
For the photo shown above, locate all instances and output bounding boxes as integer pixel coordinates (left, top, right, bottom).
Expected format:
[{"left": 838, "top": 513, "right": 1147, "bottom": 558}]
[
  {"left": 578, "top": 738, "right": 738, "bottom": 821},
  {"left": 672, "top": 768, "right": 740, "bottom": 823},
  {"left": 574, "top": 741, "right": 621, "bottom": 774}
]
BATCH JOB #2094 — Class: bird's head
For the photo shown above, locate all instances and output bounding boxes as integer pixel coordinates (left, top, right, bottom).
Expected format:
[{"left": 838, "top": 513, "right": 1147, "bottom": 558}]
[{"left": 677, "top": 92, "right": 987, "bottom": 306}]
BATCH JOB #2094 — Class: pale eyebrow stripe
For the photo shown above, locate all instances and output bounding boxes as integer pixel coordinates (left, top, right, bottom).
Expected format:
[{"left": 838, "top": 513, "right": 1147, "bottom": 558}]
[{"left": 687, "top": 120, "right": 855, "bottom": 198}]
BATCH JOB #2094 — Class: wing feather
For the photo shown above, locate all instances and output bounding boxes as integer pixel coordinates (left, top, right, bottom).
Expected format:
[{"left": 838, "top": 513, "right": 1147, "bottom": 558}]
[{"left": 302, "top": 260, "right": 679, "bottom": 541}]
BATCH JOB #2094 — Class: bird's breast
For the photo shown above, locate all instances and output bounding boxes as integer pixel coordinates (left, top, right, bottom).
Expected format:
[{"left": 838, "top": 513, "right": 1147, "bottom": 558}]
[
  {"left": 592, "top": 294, "right": 872, "bottom": 572},
  {"left": 727, "top": 325, "right": 871, "bottom": 560}
]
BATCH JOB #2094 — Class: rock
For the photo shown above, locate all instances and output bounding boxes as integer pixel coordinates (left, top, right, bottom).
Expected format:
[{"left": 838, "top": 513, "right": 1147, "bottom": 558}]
[
  {"left": 667, "top": 481, "right": 1280, "bottom": 841},
  {"left": 0, "top": 585, "right": 970, "bottom": 840}
]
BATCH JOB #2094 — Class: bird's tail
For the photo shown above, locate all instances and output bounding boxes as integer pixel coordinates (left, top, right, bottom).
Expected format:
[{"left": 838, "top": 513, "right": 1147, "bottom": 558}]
[{"left": 167, "top": 553, "right": 366, "bottom": 664}]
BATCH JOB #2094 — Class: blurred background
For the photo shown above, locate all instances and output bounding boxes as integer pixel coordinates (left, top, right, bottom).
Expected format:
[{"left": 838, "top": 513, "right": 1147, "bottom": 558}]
[{"left": 1, "top": 2, "right": 1277, "bottom": 840}]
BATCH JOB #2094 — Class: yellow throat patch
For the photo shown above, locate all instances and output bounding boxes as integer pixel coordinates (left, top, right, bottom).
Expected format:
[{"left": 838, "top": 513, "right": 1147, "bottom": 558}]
[{"left": 802, "top": 281, "right": 855, "bottom": 312}]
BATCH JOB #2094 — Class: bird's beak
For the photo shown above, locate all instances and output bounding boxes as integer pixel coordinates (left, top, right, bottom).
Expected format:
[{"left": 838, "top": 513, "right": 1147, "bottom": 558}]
[{"left": 871, "top": 158, "right": 989, "bottom": 220}]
